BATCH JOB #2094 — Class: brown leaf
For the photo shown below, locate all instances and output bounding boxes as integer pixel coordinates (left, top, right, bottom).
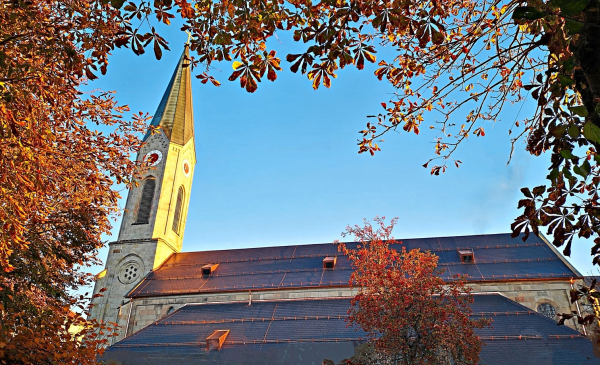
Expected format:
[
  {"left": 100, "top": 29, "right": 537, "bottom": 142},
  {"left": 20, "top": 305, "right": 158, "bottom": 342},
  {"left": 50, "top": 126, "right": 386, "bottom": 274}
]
[{"left": 153, "top": 39, "right": 162, "bottom": 60}]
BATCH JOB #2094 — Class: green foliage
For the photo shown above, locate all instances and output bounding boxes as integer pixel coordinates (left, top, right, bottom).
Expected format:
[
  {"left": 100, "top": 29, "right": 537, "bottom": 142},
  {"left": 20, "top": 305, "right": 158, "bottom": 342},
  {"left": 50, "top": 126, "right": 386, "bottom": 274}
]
[
  {"left": 512, "top": 6, "right": 546, "bottom": 20},
  {"left": 549, "top": 0, "right": 590, "bottom": 16}
]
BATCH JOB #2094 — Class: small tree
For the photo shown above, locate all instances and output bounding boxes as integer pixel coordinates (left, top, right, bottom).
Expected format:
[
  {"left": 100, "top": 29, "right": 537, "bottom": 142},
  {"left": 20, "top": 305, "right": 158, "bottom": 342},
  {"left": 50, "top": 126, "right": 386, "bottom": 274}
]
[{"left": 336, "top": 217, "right": 490, "bottom": 365}]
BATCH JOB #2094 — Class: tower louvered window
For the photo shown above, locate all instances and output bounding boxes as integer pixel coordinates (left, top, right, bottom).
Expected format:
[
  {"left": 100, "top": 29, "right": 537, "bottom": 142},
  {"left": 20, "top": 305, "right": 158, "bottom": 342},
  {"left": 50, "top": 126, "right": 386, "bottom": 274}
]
[
  {"left": 172, "top": 186, "right": 184, "bottom": 234},
  {"left": 136, "top": 178, "right": 156, "bottom": 224}
]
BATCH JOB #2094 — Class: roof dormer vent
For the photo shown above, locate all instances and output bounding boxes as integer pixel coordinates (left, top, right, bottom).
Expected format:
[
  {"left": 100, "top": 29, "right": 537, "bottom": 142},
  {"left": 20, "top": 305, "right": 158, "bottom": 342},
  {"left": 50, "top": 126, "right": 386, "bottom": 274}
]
[
  {"left": 201, "top": 263, "right": 219, "bottom": 276},
  {"left": 206, "top": 329, "right": 229, "bottom": 350},
  {"left": 323, "top": 256, "right": 337, "bottom": 270},
  {"left": 458, "top": 249, "right": 474, "bottom": 263}
]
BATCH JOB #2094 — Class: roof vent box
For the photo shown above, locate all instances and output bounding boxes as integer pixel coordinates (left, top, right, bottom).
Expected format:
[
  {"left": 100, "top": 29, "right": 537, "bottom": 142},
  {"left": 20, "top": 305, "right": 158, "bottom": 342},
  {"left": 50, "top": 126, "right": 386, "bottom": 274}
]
[
  {"left": 206, "top": 330, "right": 229, "bottom": 350},
  {"left": 323, "top": 256, "right": 337, "bottom": 269},
  {"left": 458, "top": 250, "right": 474, "bottom": 263},
  {"left": 201, "top": 263, "right": 219, "bottom": 276}
]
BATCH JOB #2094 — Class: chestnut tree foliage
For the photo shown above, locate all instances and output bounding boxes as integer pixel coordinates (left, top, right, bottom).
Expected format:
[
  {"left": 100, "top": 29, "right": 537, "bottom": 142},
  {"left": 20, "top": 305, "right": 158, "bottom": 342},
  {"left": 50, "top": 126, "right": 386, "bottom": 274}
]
[
  {"left": 112, "top": 0, "right": 600, "bottom": 264},
  {"left": 557, "top": 278, "right": 600, "bottom": 345},
  {"left": 1, "top": 0, "right": 148, "bottom": 363},
  {"left": 336, "top": 217, "right": 491, "bottom": 365}
]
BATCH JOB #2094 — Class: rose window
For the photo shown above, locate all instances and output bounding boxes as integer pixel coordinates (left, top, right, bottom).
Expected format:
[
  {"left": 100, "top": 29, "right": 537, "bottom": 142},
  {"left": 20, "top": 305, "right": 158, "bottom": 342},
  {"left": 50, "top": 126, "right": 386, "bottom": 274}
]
[
  {"left": 537, "top": 303, "right": 556, "bottom": 319},
  {"left": 118, "top": 262, "right": 141, "bottom": 284}
]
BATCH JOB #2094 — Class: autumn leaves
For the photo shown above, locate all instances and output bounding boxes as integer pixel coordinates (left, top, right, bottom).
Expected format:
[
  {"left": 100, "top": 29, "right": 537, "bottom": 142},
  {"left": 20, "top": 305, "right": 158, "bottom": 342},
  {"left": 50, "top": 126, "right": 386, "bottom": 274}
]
[{"left": 228, "top": 50, "right": 282, "bottom": 92}]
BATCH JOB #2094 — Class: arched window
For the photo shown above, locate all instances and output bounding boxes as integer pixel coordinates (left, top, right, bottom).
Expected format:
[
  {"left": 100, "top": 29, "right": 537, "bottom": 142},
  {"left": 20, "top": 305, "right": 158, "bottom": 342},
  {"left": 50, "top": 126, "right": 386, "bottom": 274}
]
[
  {"left": 136, "top": 177, "right": 156, "bottom": 224},
  {"left": 166, "top": 306, "right": 175, "bottom": 315},
  {"left": 172, "top": 186, "right": 184, "bottom": 234}
]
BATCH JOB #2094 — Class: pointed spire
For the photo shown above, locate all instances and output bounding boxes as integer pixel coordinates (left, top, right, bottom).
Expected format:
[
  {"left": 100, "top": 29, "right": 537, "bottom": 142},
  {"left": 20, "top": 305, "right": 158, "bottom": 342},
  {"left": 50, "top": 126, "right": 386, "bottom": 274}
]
[{"left": 144, "top": 45, "right": 194, "bottom": 146}]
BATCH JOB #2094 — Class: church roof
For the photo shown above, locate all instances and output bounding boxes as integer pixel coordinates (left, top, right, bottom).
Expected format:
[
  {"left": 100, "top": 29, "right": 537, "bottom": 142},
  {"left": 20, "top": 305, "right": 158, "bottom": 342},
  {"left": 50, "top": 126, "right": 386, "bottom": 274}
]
[
  {"left": 143, "top": 46, "right": 194, "bottom": 146},
  {"left": 103, "top": 294, "right": 597, "bottom": 364},
  {"left": 127, "top": 233, "right": 580, "bottom": 298}
]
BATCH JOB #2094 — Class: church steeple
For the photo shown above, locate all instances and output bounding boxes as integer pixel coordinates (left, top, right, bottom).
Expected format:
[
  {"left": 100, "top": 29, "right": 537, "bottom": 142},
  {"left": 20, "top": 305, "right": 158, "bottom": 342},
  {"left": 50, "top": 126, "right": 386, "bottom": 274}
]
[
  {"left": 90, "top": 45, "right": 198, "bottom": 342},
  {"left": 115, "top": 44, "right": 197, "bottom": 257},
  {"left": 143, "top": 46, "right": 194, "bottom": 146}
]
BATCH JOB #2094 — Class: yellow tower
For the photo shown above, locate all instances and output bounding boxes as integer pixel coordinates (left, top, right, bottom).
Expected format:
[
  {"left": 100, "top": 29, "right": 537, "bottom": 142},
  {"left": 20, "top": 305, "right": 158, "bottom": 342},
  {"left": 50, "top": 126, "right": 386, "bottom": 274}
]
[{"left": 116, "top": 45, "right": 196, "bottom": 263}]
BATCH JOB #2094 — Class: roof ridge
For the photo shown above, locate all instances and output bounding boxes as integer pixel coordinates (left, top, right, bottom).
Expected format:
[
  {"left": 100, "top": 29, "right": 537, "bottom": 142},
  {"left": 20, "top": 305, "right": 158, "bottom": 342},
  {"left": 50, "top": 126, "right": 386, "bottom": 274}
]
[{"left": 171, "top": 234, "right": 536, "bottom": 256}]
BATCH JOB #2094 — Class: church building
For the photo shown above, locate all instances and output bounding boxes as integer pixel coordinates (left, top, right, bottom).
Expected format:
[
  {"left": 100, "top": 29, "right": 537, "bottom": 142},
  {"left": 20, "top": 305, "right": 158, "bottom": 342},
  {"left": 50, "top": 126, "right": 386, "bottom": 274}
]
[{"left": 93, "top": 46, "right": 598, "bottom": 364}]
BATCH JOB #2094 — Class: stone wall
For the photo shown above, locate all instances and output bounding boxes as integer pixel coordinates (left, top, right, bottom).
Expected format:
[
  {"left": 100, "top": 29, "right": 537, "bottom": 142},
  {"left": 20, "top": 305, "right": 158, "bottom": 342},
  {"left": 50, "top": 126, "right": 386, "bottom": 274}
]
[
  {"left": 108, "top": 278, "right": 584, "bottom": 345},
  {"left": 473, "top": 280, "right": 583, "bottom": 330},
  {"left": 90, "top": 238, "right": 177, "bottom": 345}
]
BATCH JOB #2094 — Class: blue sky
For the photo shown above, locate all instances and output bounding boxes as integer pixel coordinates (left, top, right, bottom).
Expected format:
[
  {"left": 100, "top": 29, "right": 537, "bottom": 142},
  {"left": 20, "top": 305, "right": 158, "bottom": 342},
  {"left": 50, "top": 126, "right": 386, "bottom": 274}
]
[{"left": 85, "top": 20, "right": 597, "bottom": 278}]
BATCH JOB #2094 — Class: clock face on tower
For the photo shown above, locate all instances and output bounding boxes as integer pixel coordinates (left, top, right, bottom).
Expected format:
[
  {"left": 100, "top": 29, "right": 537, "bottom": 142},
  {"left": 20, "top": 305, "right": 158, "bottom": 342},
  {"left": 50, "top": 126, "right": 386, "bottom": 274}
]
[
  {"left": 144, "top": 150, "right": 163, "bottom": 166},
  {"left": 182, "top": 159, "right": 191, "bottom": 177}
]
